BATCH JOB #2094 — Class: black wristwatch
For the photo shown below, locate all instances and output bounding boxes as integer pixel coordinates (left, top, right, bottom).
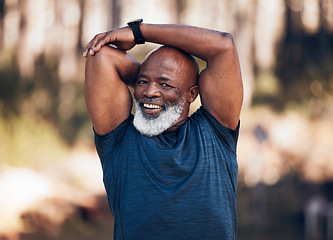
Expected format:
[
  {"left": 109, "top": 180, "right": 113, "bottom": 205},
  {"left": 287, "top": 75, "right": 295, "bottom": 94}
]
[{"left": 127, "top": 18, "right": 145, "bottom": 44}]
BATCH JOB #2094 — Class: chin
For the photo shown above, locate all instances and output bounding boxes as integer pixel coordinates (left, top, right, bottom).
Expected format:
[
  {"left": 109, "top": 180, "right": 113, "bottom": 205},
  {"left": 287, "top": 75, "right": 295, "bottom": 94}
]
[
  {"left": 133, "top": 98, "right": 186, "bottom": 137},
  {"left": 141, "top": 109, "right": 161, "bottom": 120}
]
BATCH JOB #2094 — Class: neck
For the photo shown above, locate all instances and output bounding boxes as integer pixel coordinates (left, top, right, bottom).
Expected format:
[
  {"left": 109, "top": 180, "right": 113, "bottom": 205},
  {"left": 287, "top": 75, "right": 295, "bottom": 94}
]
[{"left": 166, "top": 118, "right": 187, "bottom": 131}]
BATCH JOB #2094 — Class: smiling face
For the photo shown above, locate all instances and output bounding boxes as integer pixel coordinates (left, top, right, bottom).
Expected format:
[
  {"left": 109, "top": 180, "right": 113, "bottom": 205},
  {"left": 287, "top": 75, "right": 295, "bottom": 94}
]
[{"left": 133, "top": 46, "right": 199, "bottom": 136}]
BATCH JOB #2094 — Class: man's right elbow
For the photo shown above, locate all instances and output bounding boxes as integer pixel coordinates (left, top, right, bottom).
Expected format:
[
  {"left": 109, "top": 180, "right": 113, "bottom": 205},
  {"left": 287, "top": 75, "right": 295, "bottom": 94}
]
[
  {"left": 86, "top": 45, "right": 114, "bottom": 65},
  {"left": 218, "top": 32, "right": 235, "bottom": 52}
]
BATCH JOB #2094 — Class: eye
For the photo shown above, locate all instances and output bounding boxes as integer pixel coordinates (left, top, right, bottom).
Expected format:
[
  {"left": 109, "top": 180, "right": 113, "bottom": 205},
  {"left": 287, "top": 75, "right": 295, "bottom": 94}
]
[
  {"left": 160, "top": 83, "right": 172, "bottom": 89},
  {"left": 136, "top": 80, "right": 148, "bottom": 85}
]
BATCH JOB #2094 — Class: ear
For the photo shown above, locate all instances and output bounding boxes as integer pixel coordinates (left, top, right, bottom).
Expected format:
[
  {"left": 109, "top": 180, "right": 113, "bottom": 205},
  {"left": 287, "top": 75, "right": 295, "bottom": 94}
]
[{"left": 187, "top": 85, "right": 199, "bottom": 103}]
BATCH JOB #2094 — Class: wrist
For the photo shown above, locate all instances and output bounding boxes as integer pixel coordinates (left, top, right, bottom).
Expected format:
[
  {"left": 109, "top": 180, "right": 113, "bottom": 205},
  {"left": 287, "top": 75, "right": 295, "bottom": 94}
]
[{"left": 127, "top": 19, "right": 145, "bottom": 45}]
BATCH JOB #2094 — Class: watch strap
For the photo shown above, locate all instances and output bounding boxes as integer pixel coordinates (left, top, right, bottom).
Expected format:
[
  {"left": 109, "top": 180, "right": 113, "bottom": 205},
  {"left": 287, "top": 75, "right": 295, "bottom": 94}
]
[{"left": 127, "top": 19, "right": 145, "bottom": 44}]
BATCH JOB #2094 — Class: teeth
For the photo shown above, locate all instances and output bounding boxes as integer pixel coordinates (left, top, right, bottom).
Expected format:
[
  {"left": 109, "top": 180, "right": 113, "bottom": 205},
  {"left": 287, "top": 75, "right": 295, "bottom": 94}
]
[{"left": 143, "top": 103, "right": 162, "bottom": 109}]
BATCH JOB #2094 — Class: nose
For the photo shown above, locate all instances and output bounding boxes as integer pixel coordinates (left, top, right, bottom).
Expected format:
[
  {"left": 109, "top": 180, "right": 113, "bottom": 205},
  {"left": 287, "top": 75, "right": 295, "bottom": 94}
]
[{"left": 144, "top": 82, "right": 161, "bottom": 98}]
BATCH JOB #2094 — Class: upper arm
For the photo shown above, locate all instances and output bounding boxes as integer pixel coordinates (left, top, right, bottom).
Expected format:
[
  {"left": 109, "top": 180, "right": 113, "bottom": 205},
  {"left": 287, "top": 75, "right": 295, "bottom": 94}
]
[
  {"left": 198, "top": 34, "right": 243, "bottom": 130},
  {"left": 84, "top": 46, "right": 140, "bottom": 135}
]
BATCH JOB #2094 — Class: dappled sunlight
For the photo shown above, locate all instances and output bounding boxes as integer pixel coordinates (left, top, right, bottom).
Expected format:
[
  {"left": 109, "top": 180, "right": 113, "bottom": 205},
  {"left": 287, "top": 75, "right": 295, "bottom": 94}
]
[
  {"left": 0, "top": 168, "right": 53, "bottom": 235},
  {"left": 238, "top": 104, "right": 333, "bottom": 186},
  {"left": 302, "top": 0, "right": 320, "bottom": 34},
  {"left": 0, "top": 149, "right": 105, "bottom": 239},
  {"left": 1, "top": 0, "right": 333, "bottom": 239}
]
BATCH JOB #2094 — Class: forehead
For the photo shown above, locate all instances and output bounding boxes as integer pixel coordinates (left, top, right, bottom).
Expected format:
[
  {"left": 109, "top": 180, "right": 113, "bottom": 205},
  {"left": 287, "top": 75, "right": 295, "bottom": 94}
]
[{"left": 140, "top": 50, "right": 184, "bottom": 78}]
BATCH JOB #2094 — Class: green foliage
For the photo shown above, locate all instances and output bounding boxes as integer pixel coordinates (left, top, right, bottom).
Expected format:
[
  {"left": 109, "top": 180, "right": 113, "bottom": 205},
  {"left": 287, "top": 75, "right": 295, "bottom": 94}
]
[
  {"left": 253, "top": 6, "right": 333, "bottom": 113},
  {"left": 0, "top": 111, "right": 67, "bottom": 167},
  {"left": 0, "top": 49, "right": 93, "bottom": 167},
  {"left": 0, "top": 52, "right": 92, "bottom": 148}
]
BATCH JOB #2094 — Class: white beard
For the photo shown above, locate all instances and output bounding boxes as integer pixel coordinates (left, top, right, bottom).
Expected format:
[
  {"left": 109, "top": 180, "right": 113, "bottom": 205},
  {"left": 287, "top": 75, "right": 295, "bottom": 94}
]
[{"left": 133, "top": 96, "right": 186, "bottom": 137}]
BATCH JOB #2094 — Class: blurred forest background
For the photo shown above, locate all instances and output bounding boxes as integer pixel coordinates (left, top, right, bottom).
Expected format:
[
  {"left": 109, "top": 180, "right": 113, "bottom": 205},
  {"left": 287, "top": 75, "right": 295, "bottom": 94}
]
[{"left": 0, "top": 0, "right": 333, "bottom": 239}]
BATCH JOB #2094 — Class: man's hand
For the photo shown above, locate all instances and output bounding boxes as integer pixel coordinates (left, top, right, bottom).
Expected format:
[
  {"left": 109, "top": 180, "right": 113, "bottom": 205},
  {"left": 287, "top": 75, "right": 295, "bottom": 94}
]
[{"left": 83, "top": 27, "right": 135, "bottom": 58}]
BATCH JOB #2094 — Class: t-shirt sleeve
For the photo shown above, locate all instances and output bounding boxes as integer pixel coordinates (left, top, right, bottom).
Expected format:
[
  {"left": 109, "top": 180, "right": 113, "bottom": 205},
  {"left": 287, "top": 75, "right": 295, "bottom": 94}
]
[
  {"left": 196, "top": 107, "right": 240, "bottom": 153},
  {"left": 94, "top": 115, "right": 133, "bottom": 161}
]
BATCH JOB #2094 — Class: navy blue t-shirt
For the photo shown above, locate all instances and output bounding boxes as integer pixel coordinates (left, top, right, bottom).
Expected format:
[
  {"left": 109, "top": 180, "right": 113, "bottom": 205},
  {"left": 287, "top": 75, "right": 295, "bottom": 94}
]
[{"left": 94, "top": 106, "right": 239, "bottom": 240}]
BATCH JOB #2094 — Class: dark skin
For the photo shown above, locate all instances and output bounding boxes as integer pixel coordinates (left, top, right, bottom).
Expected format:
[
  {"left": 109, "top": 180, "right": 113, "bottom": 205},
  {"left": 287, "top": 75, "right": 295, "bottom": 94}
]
[
  {"left": 135, "top": 46, "right": 199, "bottom": 129},
  {"left": 84, "top": 24, "right": 243, "bottom": 135}
]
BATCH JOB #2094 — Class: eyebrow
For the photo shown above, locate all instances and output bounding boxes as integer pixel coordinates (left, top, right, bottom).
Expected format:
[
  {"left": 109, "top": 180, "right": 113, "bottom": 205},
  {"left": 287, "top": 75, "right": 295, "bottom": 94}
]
[
  {"left": 158, "top": 77, "right": 171, "bottom": 82},
  {"left": 138, "top": 74, "right": 172, "bottom": 82},
  {"left": 138, "top": 74, "right": 148, "bottom": 79}
]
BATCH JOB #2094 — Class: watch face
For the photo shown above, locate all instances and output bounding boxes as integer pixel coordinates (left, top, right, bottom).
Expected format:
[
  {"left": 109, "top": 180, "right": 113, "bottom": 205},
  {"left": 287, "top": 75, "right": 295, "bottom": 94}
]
[{"left": 127, "top": 18, "right": 143, "bottom": 26}]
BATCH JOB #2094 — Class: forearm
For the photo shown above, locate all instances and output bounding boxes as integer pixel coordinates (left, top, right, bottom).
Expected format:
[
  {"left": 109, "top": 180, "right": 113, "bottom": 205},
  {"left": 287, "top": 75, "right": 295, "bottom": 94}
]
[
  {"left": 140, "top": 23, "right": 234, "bottom": 62},
  {"left": 84, "top": 23, "right": 234, "bottom": 63},
  {"left": 113, "top": 48, "right": 141, "bottom": 87}
]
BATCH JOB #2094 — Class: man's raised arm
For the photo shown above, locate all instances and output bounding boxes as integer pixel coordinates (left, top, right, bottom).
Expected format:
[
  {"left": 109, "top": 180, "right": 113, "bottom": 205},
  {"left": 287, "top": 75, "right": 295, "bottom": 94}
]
[
  {"left": 85, "top": 23, "right": 243, "bottom": 130},
  {"left": 84, "top": 45, "right": 140, "bottom": 135},
  {"left": 140, "top": 24, "right": 243, "bottom": 130}
]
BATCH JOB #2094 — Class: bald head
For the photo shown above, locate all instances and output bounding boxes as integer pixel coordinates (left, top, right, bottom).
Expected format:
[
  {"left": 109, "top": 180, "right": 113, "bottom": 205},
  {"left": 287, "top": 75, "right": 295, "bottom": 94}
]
[
  {"left": 142, "top": 46, "right": 199, "bottom": 89},
  {"left": 134, "top": 46, "right": 200, "bottom": 134}
]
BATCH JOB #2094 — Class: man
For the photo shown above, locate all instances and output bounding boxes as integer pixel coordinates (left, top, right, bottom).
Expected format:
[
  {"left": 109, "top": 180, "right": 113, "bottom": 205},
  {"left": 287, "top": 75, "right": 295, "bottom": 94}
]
[{"left": 83, "top": 20, "right": 243, "bottom": 240}]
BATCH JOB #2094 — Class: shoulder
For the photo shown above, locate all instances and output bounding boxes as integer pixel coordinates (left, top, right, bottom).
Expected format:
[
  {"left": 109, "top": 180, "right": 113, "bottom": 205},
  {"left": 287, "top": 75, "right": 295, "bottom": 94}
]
[
  {"left": 94, "top": 115, "right": 134, "bottom": 159},
  {"left": 190, "top": 106, "right": 240, "bottom": 151}
]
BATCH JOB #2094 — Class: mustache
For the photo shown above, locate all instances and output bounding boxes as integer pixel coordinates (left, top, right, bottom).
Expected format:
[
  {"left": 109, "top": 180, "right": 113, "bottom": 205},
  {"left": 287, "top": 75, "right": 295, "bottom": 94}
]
[{"left": 138, "top": 97, "right": 166, "bottom": 107}]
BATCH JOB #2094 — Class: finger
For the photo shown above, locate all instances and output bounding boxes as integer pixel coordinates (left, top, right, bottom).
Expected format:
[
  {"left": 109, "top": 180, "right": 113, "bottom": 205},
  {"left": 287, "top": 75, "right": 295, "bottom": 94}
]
[
  {"left": 83, "top": 42, "right": 91, "bottom": 58},
  {"left": 83, "top": 38, "right": 95, "bottom": 58},
  {"left": 93, "top": 39, "right": 108, "bottom": 52},
  {"left": 91, "top": 32, "right": 108, "bottom": 51},
  {"left": 83, "top": 44, "right": 95, "bottom": 58},
  {"left": 83, "top": 46, "right": 93, "bottom": 58},
  {"left": 92, "top": 38, "right": 105, "bottom": 52},
  {"left": 94, "top": 32, "right": 115, "bottom": 52},
  {"left": 89, "top": 49, "right": 95, "bottom": 56},
  {"left": 83, "top": 48, "right": 89, "bottom": 58},
  {"left": 83, "top": 32, "right": 106, "bottom": 57}
]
